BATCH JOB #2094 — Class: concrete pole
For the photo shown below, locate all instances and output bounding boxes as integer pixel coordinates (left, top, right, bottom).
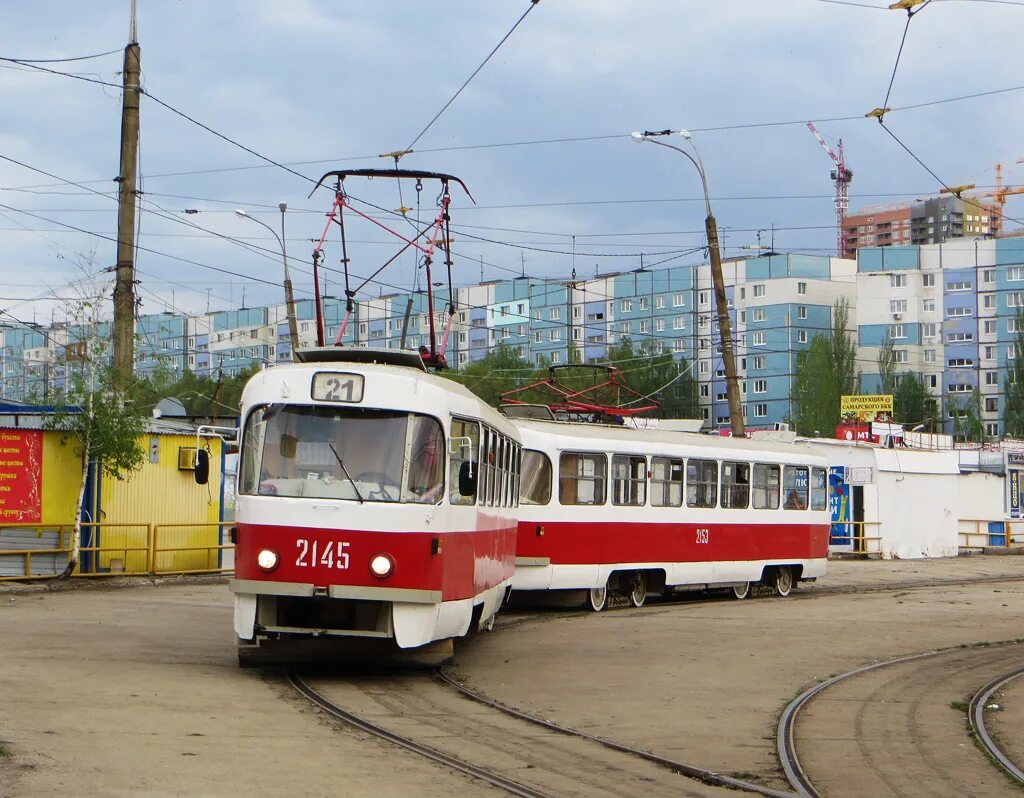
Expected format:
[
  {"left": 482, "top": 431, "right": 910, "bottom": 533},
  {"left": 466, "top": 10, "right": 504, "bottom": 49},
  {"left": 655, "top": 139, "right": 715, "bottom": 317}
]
[
  {"left": 706, "top": 216, "right": 746, "bottom": 437},
  {"left": 112, "top": 39, "right": 141, "bottom": 390},
  {"left": 279, "top": 204, "right": 300, "bottom": 353}
]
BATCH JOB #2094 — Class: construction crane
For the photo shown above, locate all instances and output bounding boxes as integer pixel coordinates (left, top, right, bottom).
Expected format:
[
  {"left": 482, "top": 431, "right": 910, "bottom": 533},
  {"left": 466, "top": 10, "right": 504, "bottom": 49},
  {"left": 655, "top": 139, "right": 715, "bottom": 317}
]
[
  {"left": 807, "top": 122, "right": 853, "bottom": 258},
  {"left": 958, "top": 161, "right": 1024, "bottom": 236}
]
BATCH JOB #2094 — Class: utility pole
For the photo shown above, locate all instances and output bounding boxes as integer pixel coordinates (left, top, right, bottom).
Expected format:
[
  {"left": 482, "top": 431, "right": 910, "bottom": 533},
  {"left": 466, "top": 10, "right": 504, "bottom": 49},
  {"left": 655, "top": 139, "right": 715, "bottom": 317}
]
[
  {"left": 279, "top": 203, "right": 300, "bottom": 351},
  {"left": 112, "top": 2, "right": 141, "bottom": 391}
]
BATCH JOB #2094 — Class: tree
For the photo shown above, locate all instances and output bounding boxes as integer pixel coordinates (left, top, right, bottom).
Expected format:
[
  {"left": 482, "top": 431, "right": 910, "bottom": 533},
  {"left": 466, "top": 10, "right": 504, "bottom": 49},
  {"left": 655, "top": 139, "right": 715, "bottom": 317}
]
[
  {"left": 41, "top": 282, "right": 147, "bottom": 576},
  {"left": 892, "top": 372, "right": 936, "bottom": 429},
  {"left": 603, "top": 337, "right": 697, "bottom": 419},
  {"left": 443, "top": 343, "right": 533, "bottom": 407},
  {"left": 789, "top": 297, "right": 860, "bottom": 436},
  {"left": 953, "top": 388, "right": 985, "bottom": 443},
  {"left": 1004, "top": 310, "right": 1024, "bottom": 439},
  {"left": 877, "top": 336, "right": 896, "bottom": 396}
]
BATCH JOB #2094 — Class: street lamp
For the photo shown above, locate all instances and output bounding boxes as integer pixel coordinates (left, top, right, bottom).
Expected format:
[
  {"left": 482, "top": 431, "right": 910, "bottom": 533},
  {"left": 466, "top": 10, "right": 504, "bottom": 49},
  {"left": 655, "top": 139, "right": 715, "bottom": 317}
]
[
  {"left": 631, "top": 129, "right": 745, "bottom": 437},
  {"left": 235, "top": 207, "right": 301, "bottom": 353}
]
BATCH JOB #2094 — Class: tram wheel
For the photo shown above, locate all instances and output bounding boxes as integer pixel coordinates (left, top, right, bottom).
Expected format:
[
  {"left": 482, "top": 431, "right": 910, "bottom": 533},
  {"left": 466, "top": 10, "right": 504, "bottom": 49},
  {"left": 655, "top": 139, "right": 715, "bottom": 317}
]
[
  {"left": 773, "top": 566, "right": 794, "bottom": 598},
  {"left": 628, "top": 572, "right": 647, "bottom": 608},
  {"left": 731, "top": 581, "right": 751, "bottom": 600},
  {"left": 588, "top": 584, "right": 608, "bottom": 612}
]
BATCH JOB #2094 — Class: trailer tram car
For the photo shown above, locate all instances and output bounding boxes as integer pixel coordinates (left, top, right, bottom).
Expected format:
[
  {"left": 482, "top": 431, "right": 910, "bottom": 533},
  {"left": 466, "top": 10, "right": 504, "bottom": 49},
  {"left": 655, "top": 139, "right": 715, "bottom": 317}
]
[
  {"left": 228, "top": 349, "right": 521, "bottom": 664},
  {"left": 511, "top": 418, "right": 830, "bottom": 610}
]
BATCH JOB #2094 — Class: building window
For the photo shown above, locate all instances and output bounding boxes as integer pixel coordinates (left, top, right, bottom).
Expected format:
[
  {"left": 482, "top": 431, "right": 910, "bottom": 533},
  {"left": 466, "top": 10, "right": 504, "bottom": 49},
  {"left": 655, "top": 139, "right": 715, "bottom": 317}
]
[
  {"left": 700, "top": 384, "right": 709, "bottom": 397},
  {"left": 797, "top": 282, "right": 807, "bottom": 295},
  {"left": 639, "top": 320, "right": 649, "bottom": 334},
  {"left": 797, "top": 330, "right": 808, "bottom": 344},
  {"left": 752, "top": 309, "right": 766, "bottom": 322},
  {"left": 655, "top": 296, "right": 665, "bottom": 309},
  {"left": 890, "top": 300, "right": 908, "bottom": 314},
  {"left": 922, "top": 273, "right": 936, "bottom": 287},
  {"left": 753, "top": 356, "right": 766, "bottom": 369},
  {"left": 754, "top": 403, "right": 768, "bottom": 418},
  {"left": 922, "top": 299, "right": 935, "bottom": 312},
  {"left": 655, "top": 318, "right": 665, "bottom": 332},
  {"left": 922, "top": 322, "right": 936, "bottom": 339},
  {"left": 672, "top": 293, "right": 685, "bottom": 307},
  {"left": 924, "top": 349, "right": 936, "bottom": 363},
  {"left": 947, "top": 281, "right": 971, "bottom": 292},
  {"left": 753, "top": 284, "right": 766, "bottom": 298},
  {"left": 699, "top": 360, "right": 709, "bottom": 374},
  {"left": 754, "top": 379, "right": 767, "bottom": 393},
  {"left": 927, "top": 374, "right": 938, "bottom": 388},
  {"left": 672, "top": 339, "right": 684, "bottom": 352},
  {"left": 982, "top": 269, "right": 995, "bottom": 284},
  {"left": 890, "top": 274, "right": 907, "bottom": 288},
  {"left": 1008, "top": 292, "right": 1024, "bottom": 308},
  {"left": 947, "top": 307, "right": 972, "bottom": 317},
  {"left": 986, "top": 371, "right": 999, "bottom": 385},
  {"left": 639, "top": 298, "right": 649, "bottom": 311},
  {"left": 1008, "top": 266, "right": 1024, "bottom": 282},
  {"left": 699, "top": 291, "right": 709, "bottom": 305},
  {"left": 551, "top": 351, "right": 561, "bottom": 364},
  {"left": 673, "top": 316, "right": 685, "bottom": 330},
  {"left": 797, "top": 306, "right": 807, "bottom": 320},
  {"left": 549, "top": 307, "right": 560, "bottom": 321},
  {"left": 948, "top": 358, "right": 973, "bottom": 367},
  {"left": 889, "top": 324, "right": 906, "bottom": 339},
  {"left": 549, "top": 329, "right": 561, "bottom": 342},
  {"left": 752, "top": 332, "right": 765, "bottom": 346},
  {"left": 894, "top": 350, "right": 908, "bottom": 363},
  {"left": 946, "top": 332, "right": 973, "bottom": 342},
  {"left": 985, "top": 346, "right": 997, "bottom": 359},
  {"left": 983, "top": 294, "right": 996, "bottom": 309},
  {"left": 984, "top": 320, "right": 997, "bottom": 335},
  {"left": 620, "top": 300, "right": 632, "bottom": 313},
  {"left": 619, "top": 322, "right": 630, "bottom": 335},
  {"left": 534, "top": 331, "right": 542, "bottom": 343}
]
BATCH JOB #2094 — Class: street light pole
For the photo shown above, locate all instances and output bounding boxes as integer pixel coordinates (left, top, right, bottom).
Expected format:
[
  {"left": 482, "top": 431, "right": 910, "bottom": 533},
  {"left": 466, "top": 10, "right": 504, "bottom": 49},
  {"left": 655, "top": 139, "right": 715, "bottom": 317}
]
[
  {"left": 236, "top": 208, "right": 301, "bottom": 357},
  {"left": 632, "top": 129, "right": 745, "bottom": 437}
]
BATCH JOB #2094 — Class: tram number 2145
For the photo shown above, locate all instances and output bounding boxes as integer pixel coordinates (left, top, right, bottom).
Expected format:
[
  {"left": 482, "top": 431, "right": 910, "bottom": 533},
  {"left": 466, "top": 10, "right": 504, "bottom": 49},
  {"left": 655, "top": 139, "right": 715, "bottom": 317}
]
[
  {"left": 296, "top": 539, "right": 350, "bottom": 569},
  {"left": 695, "top": 528, "right": 710, "bottom": 545}
]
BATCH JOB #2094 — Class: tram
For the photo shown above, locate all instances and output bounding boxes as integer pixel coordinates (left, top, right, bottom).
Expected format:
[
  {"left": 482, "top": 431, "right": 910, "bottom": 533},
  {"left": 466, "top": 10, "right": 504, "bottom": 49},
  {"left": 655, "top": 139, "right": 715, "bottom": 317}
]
[
  {"left": 510, "top": 415, "right": 830, "bottom": 610},
  {"left": 226, "top": 348, "right": 521, "bottom": 664}
]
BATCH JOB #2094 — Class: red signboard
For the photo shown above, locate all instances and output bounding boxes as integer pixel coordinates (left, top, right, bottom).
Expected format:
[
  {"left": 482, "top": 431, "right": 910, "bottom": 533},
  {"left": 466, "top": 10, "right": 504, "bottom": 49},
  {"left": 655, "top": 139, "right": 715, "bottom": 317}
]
[
  {"left": 0, "top": 430, "right": 42, "bottom": 523},
  {"left": 835, "top": 424, "right": 876, "bottom": 443}
]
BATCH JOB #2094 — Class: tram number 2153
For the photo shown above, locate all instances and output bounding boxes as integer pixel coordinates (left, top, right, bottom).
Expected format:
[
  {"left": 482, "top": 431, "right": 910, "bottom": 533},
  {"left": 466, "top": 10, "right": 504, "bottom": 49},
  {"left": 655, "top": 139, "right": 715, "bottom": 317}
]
[
  {"left": 296, "top": 539, "right": 350, "bottom": 569},
  {"left": 695, "top": 528, "right": 710, "bottom": 545}
]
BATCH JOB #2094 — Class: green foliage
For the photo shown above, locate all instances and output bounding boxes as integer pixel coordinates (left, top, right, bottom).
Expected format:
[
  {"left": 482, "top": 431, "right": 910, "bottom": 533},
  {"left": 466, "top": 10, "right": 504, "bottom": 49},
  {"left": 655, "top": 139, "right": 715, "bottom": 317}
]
[
  {"left": 1004, "top": 311, "right": 1024, "bottom": 439},
  {"left": 877, "top": 336, "right": 896, "bottom": 396},
  {"left": 442, "top": 344, "right": 534, "bottom": 407},
  {"left": 892, "top": 372, "right": 937, "bottom": 429},
  {"left": 953, "top": 388, "right": 985, "bottom": 443},
  {"left": 789, "top": 297, "right": 860, "bottom": 436},
  {"left": 45, "top": 367, "right": 147, "bottom": 481},
  {"left": 603, "top": 337, "right": 697, "bottom": 419},
  {"left": 132, "top": 365, "right": 260, "bottom": 418}
]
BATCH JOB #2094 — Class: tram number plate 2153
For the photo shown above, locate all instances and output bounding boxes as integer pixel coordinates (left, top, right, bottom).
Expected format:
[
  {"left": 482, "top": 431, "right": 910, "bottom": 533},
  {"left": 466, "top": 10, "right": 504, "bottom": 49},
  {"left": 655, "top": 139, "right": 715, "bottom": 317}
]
[{"left": 295, "top": 539, "right": 350, "bottom": 569}]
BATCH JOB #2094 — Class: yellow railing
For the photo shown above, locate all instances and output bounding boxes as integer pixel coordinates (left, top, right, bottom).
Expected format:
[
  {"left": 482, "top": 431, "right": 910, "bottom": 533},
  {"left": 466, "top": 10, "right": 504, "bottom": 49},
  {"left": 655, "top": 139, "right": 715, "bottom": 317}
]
[
  {"left": 829, "top": 520, "right": 883, "bottom": 553},
  {"left": 0, "top": 521, "right": 236, "bottom": 581},
  {"left": 152, "top": 521, "right": 235, "bottom": 575},
  {"left": 958, "top": 519, "right": 1024, "bottom": 549}
]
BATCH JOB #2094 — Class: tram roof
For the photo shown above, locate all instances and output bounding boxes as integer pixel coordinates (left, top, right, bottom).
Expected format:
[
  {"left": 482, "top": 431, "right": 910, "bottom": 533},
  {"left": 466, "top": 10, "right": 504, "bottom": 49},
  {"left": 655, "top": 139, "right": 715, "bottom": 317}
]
[{"left": 511, "top": 417, "right": 829, "bottom": 463}]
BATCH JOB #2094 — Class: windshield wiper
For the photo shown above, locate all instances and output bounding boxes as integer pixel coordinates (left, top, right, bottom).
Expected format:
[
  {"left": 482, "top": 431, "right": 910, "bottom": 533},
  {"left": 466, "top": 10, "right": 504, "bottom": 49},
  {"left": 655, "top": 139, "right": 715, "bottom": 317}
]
[{"left": 328, "top": 442, "right": 364, "bottom": 504}]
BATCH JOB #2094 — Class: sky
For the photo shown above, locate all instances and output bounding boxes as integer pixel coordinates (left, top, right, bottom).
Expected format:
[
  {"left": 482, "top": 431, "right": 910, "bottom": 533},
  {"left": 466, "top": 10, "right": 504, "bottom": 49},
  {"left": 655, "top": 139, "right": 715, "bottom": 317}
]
[{"left": 2, "top": 0, "right": 1023, "bottom": 326}]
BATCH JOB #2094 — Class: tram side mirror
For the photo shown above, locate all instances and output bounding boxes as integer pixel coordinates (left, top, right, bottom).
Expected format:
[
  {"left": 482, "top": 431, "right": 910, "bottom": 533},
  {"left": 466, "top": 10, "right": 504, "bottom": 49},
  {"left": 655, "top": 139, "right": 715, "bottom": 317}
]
[
  {"left": 279, "top": 434, "right": 297, "bottom": 460},
  {"left": 458, "top": 460, "right": 477, "bottom": 497},
  {"left": 194, "top": 449, "right": 210, "bottom": 485}
]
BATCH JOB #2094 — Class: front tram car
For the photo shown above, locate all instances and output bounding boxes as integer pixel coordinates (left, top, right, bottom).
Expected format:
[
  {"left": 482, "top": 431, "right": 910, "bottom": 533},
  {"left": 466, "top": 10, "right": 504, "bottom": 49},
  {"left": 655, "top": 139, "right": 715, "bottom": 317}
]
[{"left": 229, "top": 349, "right": 520, "bottom": 665}]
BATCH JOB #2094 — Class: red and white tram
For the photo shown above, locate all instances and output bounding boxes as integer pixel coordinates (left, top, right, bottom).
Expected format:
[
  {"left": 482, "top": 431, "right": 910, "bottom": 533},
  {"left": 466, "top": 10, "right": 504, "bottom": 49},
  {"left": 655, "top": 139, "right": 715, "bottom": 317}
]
[
  {"left": 511, "top": 417, "right": 830, "bottom": 610},
  {"left": 228, "top": 349, "right": 520, "bottom": 664}
]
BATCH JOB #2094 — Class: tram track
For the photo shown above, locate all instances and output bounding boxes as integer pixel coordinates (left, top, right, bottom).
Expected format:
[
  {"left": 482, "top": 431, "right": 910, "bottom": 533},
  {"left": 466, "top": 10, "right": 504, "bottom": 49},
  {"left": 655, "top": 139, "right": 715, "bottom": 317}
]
[
  {"left": 776, "top": 640, "right": 1024, "bottom": 797},
  {"left": 286, "top": 667, "right": 795, "bottom": 798},
  {"left": 969, "top": 665, "right": 1024, "bottom": 784}
]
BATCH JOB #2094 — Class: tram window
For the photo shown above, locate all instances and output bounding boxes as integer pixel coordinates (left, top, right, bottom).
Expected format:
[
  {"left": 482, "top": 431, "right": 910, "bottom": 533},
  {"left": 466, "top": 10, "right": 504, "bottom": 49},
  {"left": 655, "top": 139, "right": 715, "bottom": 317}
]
[
  {"left": 783, "top": 466, "right": 809, "bottom": 510},
  {"left": 612, "top": 455, "right": 647, "bottom": 506},
  {"left": 686, "top": 459, "right": 718, "bottom": 508},
  {"left": 480, "top": 427, "right": 494, "bottom": 507},
  {"left": 449, "top": 419, "right": 479, "bottom": 506},
  {"left": 721, "top": 461, "right": 750, "bottom": 509},
  {"left": 650, "top": 457, "right": 683, "bottom": 507},
  {"left": 239, "top": 406, "right": 267, "bottom": 496},
  {"left": 810, "top": 467, "right": 828, "bottom": 511},
  {"left": 752, "top": 463, "right": 781, "bottom": 509},
  {"left": 521, "top": 450, "right": 552, "bottom": 505},
  {"left": 559, "top": 452, "right": 607, "bottom": 506},
  {"left": 405, "top": 415, "right": 445, "bottom": 503}
]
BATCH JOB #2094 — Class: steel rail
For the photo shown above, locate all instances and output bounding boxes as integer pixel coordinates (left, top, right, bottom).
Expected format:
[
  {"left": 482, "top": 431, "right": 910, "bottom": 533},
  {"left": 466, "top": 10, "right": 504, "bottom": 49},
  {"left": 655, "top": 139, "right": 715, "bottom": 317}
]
[
  {"left": 969, "top": 666, "right": 1024, "bottom": 784},
  {"left": 777, "top": 641, "right": 1024, "bottom": 797},
  {"left": 286, "top": 669, "right": 553, "bottom": 798},
  {"left": 437, "top": 669, "right": 797, "bottom": 798}
]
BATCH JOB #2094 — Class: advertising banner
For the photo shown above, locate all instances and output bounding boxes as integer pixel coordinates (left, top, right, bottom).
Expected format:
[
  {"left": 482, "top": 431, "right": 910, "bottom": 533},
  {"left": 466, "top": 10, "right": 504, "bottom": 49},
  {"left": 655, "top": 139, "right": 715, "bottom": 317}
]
[
  {"left": 840, "top": 394, "right": 894, "bottom": 422},
  {"left": 0, "top": 430, "right": 42, "bottom": 523},
  {"left": 829, "top": 466, "right": 853, "bottom": 546}
]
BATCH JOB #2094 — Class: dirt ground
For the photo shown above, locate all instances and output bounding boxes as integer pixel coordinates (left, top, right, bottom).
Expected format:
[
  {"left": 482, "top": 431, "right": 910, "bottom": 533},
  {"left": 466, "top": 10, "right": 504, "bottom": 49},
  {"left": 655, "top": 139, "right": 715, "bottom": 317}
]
[{"left": 1, "top": 555, "right": 1023, "bottom": 797}]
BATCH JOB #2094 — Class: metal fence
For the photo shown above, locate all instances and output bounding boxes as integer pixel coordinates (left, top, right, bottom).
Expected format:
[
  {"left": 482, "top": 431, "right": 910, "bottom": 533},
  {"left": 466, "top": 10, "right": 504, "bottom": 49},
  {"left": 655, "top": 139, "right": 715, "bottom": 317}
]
[
  {"left": 958, "top": 519, "right": 1024, "bottom": 549},
  {"left": 0, "top": 521, "right": 234, "bottom": 581}
]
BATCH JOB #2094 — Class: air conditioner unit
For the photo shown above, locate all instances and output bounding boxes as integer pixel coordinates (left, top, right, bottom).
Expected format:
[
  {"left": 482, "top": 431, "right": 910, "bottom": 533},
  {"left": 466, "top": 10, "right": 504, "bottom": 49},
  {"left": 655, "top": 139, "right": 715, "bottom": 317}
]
[
  {"left": 892, "top": 313, "right": 903, "bottom": 320},
  {"left": 178, "top": 447, "right": 198, "bottom": 471}
]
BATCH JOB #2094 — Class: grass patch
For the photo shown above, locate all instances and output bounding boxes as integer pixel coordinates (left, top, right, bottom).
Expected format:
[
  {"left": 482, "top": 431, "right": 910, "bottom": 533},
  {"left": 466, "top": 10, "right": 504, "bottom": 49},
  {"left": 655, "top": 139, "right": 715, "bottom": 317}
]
[
  {"left": 950, "top": 700, "right": 968, "bottom": 712},
  {"left": 0, "top": 745, "right": 11, "bottom": 758}
]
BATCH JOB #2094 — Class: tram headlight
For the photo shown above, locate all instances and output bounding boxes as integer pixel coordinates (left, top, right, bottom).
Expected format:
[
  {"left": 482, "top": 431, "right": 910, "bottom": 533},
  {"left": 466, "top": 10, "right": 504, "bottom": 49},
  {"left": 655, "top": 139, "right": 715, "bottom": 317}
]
[
  {"left": 369, "top": 553, "right": 394, "bottom": 579},
  {"left": 256, "top": 548, "right": 279, "bottom": 572}
]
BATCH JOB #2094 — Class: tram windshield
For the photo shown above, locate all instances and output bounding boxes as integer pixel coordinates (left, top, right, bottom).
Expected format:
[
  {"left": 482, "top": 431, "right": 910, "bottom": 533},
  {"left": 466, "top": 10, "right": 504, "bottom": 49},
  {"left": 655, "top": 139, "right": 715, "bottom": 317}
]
[{"left": 239, "top": 405, "right": 444, "bottom": 503}]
